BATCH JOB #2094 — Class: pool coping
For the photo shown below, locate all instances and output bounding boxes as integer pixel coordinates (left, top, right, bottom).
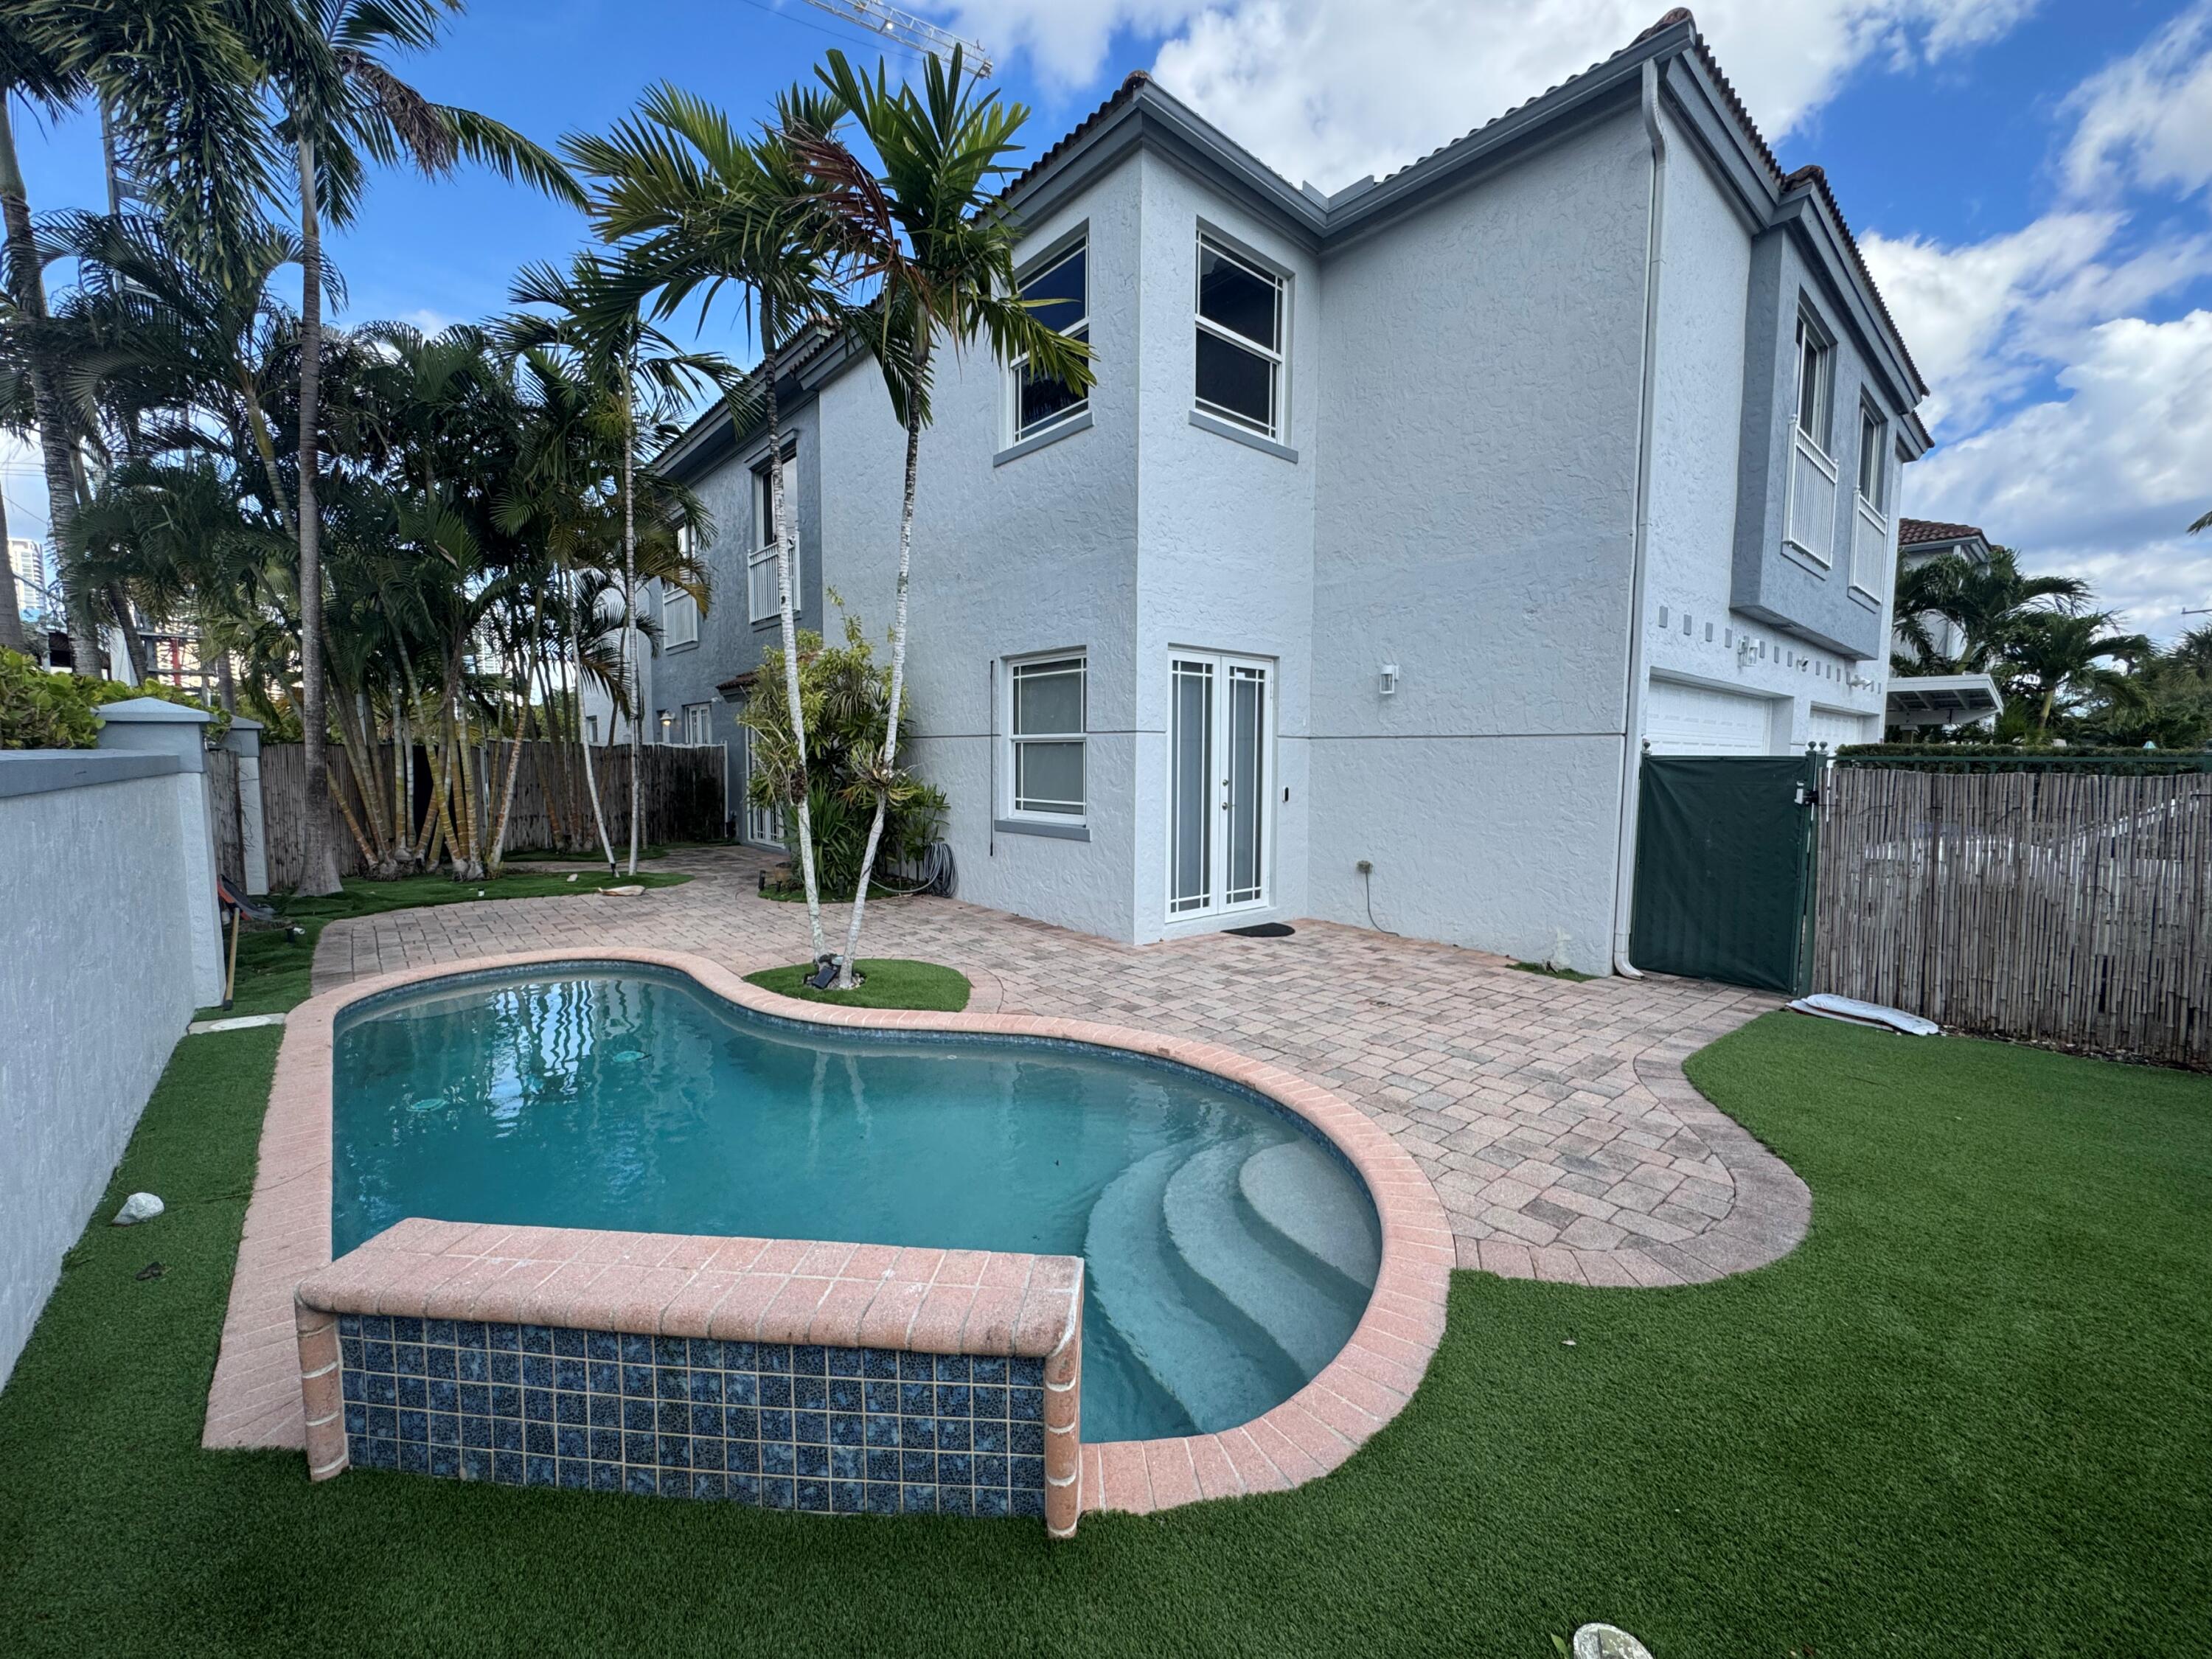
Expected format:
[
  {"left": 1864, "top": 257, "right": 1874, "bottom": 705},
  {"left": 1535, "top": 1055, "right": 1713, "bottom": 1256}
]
[{"left": 204, "top": 947, "right": 1455, "bottom": 1519}]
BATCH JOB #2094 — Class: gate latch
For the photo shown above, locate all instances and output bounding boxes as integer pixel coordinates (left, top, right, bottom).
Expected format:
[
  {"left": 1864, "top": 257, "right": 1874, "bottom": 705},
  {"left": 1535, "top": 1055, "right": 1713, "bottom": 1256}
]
[{"left": 1794, "top": 783, "right": 1820, "bottom": 807}]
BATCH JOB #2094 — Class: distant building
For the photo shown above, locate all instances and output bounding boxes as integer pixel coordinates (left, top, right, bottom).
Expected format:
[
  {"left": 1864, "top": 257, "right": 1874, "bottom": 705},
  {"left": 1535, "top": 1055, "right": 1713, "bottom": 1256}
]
[{"left": 8, "top": 536, "right": 45, "bottom": 614}]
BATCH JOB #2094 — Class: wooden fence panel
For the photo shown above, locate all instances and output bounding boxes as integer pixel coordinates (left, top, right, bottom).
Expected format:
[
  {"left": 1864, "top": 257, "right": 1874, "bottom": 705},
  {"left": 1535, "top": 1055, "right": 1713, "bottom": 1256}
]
[
  {"left": 205, "top": 747, "right": 245, "bottom": 893},
  {"left": 1814, "top": 767, "right": 2212, "bottom": 1068},
  {"left": 251, "top": 740, "right": 728, "bottom": 887}
]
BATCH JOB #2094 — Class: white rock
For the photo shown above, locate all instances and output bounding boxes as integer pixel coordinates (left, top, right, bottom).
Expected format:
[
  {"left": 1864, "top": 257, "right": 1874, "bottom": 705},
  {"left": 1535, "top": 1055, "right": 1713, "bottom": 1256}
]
[
  {"left": 111, "top": 1192, "right": 164, "bottom": 1226},
  {"left": 1573, "top": 1626, "right": 1654, "bottom": 1659}
]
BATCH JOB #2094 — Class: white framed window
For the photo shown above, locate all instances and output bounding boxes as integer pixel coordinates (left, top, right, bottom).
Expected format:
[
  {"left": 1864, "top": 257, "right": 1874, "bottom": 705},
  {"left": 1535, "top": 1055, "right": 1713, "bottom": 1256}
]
[
  {"left": 1784, "top": 308, "right": 1839, "bottom": 564},
  {"left": 661, "top": 524, "right": 700, "bottom": 647},
  {"left": 1194, "top": 234, "right": 1285, "bottom": 439},
  {"left": 1009, "top": 238, "right": 1088, "bottom": 443},
  {"left": 586, "top": 714, "right": 599, "bottom": 745},
  {"left": 747, "top": 447, "right": 798, "bottom": 625},
  {"left": 681, "top": 701, "right": 712, "bottom": 745},
  {"left": 1851, "top": 401, "right": 1891, "bottom": 598},
  {"left": 1004, "top": 653, "right": 1086, "bottom": 821},
  {"left": 742, "top": 721, "right": 785, "bottom": 846}
]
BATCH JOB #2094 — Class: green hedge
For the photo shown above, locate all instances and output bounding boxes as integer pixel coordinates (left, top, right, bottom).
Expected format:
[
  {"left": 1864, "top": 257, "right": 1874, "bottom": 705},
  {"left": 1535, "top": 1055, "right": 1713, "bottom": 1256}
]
[{"left": 0, "top": 647, "right": 229, "bottom": 750}]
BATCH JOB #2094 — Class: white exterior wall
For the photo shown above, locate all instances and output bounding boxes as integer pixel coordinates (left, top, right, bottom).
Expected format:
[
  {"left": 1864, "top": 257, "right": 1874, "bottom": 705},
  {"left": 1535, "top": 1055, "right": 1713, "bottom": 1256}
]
[
  {"left": 0, "top": 758, "right": 207, "bottom": 1388},
  {"left": 1306, "top": 111, "right": 1654, "bottom": 975},
  {"left": 1128, "top": 152, "right": 1321, "bottom": 942},
  {"left": 819, "top": 155, "right": 1145, "bottom": 940},
  {"left": 1644, "top": 114, "right": 1890, "bottom": 757}
]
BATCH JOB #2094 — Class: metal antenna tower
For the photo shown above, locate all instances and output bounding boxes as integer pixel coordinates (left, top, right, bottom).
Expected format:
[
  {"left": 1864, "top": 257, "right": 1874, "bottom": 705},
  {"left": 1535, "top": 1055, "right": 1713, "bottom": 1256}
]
[{"left": 796, "top": 1, "right": 994, "bottom": 75}]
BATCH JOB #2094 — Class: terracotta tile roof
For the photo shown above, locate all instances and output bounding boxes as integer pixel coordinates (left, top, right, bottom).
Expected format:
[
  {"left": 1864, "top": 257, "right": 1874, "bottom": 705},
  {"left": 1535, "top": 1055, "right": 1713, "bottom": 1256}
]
[{"left": 1899, "top": 518, "right": 1986, "bottom": 546}]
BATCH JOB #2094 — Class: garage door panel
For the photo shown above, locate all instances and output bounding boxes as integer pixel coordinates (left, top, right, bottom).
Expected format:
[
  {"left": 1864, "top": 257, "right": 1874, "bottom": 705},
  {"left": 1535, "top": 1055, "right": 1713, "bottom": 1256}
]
[
  {"left": 1809, "top": 706, "right": 1871, "bottom": 751},
  {"left": 1645, "top": 679, "right": 1775, "bottom": 757}
]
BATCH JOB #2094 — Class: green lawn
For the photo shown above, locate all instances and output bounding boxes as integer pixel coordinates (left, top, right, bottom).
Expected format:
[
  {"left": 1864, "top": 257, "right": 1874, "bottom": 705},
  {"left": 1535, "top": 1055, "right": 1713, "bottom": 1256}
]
[
  {"left": 1, "top": 1006, "right": 2205, "bottom": 1655},
  {"left": 212, "top": 869, "right": 692, "bottom": 1017},
  {"left": 745, "top": 957, "right": 973, "bottom": 1012}
]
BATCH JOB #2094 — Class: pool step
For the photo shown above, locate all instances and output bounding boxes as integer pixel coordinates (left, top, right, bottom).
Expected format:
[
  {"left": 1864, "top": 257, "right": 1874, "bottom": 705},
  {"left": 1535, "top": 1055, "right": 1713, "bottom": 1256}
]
[
  {"left": 1238, "top": 1139, "right": 1382, "bottom": 1290},
  {"left": 1084, "top": 1146, "right": 1290, "bottom": 1433},
  {"left": 1161, "top": 1139, "right": 1366, "bottom": 1379}
]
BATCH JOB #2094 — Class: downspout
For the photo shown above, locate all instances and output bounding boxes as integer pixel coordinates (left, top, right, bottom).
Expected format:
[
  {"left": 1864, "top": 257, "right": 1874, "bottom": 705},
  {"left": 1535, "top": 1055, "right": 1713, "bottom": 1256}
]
[{"left": 1611, "top": 59, "right": 1669, "bottom": 978}]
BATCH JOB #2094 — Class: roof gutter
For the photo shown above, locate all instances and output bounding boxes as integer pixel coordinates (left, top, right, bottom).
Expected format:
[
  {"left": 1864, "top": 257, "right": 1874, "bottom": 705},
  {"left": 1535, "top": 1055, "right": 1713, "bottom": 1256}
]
[{"left": 1611, "top": 58, "right": 1669, "bottom": 979}]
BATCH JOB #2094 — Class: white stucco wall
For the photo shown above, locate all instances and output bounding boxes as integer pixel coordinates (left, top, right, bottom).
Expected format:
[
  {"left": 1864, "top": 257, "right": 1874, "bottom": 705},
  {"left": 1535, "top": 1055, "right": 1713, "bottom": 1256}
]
[
  {"left": 1129, "top": 151, "right": 1321, "bottom": 942},
  {"left": 1305, "top": 110, "right": 1655, "bottom": 975},
  {"left": 818, "top": 154, "right": 1146, "bottom": 941},
  {"left": 0, "top": 755, "right": 208, "bottom": 1388}
]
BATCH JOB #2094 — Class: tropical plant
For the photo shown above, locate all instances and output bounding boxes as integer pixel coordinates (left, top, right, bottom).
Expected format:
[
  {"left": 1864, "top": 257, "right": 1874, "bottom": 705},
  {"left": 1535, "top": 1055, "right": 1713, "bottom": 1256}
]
[
  {"left": 261, "top": 0, "right": 581, "bottom": 894},
  {"left": 799, "top": 46, "right": 1092, "bottom": 984},
  {"left": 565, "top": 79, "right": 846, "bottom": 956},
  {"left": 1999, "top": 609, "right": 2150, "bottom": 740},
  {"left": 737, "top": 611, "right": 945, "bottom": 896},
  {"left": 1891, "top": 543, "right": 2093, "bottom": 678}
]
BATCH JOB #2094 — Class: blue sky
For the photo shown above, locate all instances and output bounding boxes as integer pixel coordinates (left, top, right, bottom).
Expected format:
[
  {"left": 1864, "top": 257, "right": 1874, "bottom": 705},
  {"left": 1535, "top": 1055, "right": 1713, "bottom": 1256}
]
[{"left": 7, "top": 0, "right": 2210, "bottom": 637}]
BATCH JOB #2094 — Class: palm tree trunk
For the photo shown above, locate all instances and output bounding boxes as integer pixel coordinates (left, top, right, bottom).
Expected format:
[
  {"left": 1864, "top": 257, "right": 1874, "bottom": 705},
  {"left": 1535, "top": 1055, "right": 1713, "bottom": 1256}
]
[
  {"left": 620, "top": 367, "right": 643, "bottom": 875},
  {"left": 571, "top": 568, "right": 616, "bottom": 871},
  {"left": 293, "top": 131, "right": 340, "bottom": 894},
  {"left": 0, "top": 100, "right": 98, "bottom": 678},
  {"left": 762, "top": 326, "right": 827, "bottom": 959},
  {"left": 836, "top": 337, "right": 927, "bottom": 987}
]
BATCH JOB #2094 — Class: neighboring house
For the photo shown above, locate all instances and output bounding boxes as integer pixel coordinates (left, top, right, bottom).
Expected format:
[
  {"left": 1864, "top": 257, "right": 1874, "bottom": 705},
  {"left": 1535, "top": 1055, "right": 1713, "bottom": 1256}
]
[
  {"left": 641, "top": 10, "right": 1930, "bottom": 975},
  {"left": 1885, "top": 516, "right": 2003, "bottom": 731}
]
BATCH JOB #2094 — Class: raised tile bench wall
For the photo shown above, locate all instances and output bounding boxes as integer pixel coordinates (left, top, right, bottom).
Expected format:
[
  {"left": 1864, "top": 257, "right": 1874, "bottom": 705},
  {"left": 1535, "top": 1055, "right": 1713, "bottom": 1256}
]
[{"left": 293, "top": 1217, "right": 1085, "bottom": 1534}]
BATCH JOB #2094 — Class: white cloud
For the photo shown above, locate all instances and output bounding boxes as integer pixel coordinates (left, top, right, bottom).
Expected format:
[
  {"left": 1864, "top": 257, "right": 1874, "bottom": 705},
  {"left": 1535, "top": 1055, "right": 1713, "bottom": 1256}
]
[
  {"left": 1905, "top": 311, "right": 2212, "bottom": 639},
  {"left": 2063, "top": 1, "right": 2212, "bottom": 202},
  {"left": 942, "top": 0, "right": 2038, "bottom": 189}
]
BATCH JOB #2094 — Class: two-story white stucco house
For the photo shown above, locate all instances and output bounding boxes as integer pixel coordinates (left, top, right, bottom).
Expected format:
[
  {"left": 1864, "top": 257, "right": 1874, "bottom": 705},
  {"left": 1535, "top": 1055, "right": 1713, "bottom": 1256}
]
[{"left": 633, "top": 10, "right": 1931, "bottom": 977}]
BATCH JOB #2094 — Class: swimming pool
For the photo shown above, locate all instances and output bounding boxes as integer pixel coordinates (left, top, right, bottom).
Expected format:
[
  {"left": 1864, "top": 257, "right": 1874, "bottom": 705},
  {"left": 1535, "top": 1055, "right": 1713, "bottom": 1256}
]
[{"left": 333, "top": 965, "right": 1382, "bottom": 1443}]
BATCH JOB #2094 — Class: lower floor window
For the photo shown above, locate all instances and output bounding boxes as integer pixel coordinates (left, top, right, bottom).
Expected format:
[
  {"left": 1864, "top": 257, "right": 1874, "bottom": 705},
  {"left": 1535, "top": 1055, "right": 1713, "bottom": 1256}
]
[
  {"left": 742, "top": 722, "right": 785, "bottom": 846},
  {"left": 681, "top": 702, "right": 712, "bottom": 745},
  {"left": 1006, "top": 653, "right": 1086, "bottom": 818}
]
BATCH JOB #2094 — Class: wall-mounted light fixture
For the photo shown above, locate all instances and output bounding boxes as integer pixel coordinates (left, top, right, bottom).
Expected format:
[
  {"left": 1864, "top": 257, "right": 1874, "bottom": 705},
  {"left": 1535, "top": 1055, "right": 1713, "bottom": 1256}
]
[{"left": 1380, "top": 662, "right": 1399, "bottom": 697}]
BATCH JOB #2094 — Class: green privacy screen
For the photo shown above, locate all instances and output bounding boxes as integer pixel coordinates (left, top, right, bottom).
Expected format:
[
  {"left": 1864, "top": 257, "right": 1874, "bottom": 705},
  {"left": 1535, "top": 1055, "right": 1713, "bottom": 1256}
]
[{"left": 1630, "top": 754, "right": 1820, "bottom": 993}]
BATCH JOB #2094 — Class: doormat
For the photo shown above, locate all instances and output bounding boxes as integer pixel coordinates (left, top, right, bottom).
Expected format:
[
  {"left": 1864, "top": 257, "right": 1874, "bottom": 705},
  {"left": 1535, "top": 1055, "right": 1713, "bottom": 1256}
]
[{"left": 1225, "top": 922, "right": 1295, "bottom": 938}]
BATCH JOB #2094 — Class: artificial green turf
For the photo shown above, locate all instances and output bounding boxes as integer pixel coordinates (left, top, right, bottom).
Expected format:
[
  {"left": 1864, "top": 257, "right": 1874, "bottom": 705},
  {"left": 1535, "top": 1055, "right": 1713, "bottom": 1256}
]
[
  {"left": 1, "top": 1012, "right": 2205, "bottom": 1655},
  {"left": 211, "top": 869, "right": 692, "bottom": 1017},
  {"left": 745, "top": 957, "right": 972, "bottom": 1012}
]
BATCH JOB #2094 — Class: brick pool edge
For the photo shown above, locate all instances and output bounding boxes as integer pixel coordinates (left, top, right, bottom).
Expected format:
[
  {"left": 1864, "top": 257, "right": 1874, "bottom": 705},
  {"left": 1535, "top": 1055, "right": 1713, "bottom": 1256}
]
[{"left": 205, "top": 946, "right": 1455, "bottom": 1523}]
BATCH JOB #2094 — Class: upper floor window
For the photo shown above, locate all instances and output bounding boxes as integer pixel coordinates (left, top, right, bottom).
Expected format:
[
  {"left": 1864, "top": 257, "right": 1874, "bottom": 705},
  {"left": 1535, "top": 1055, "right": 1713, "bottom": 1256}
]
[
  {"left": 1010, "top": 240, "right": 1088, "bottom": 443},
  {"left": 1794, "top": 312, "right": 1834, "bottom": 456},
  {"left": 661, "top": 524, "right": 700, "bottom": 648},
  {"left": 748, "top": 446, "right": 797, "bottom": 625},
  {"left": 1194, "top": 235, "right": 1284, "bottom": 439},
  {"left": 1855, "top": 403, "right": 1889, "bottom": 512},
  {"left": 1006, "top": 653, "right": 1086, "bottom": 821}
]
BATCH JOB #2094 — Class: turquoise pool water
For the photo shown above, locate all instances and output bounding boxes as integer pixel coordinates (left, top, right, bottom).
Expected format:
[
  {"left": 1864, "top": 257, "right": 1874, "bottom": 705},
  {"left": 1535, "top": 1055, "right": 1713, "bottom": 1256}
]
[{"left": 333, "top": 967, "right": 1380, "bottom": 1442}]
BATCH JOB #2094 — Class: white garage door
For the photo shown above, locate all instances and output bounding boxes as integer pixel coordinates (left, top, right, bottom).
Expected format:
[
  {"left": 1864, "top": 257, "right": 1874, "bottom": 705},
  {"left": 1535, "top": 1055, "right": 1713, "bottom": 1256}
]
[
  {"left": 1644, "top": 678, "right": 1775, "bottom": 755},
  {"left": 1809, "top": 706, "right": 1873, "bottom": 752}
]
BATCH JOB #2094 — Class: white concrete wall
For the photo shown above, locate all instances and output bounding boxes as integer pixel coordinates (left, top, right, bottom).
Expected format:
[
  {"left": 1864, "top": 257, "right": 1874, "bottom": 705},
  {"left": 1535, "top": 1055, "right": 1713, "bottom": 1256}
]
[
  {"left": 818, "top": 153, "right": 1146, "bottom": 940},
  {"left": 1642, "top": 111, "right": 1886, "bottom": 755},
  {"left": 0, "top": 753, "right": 208, "bottom": 1388},
  {"left": 1129, "top": 150, "right": 1321, "bottom": 942},
  {"left": 1306, "top": 110, "right": 1655, "bottom": 975}
]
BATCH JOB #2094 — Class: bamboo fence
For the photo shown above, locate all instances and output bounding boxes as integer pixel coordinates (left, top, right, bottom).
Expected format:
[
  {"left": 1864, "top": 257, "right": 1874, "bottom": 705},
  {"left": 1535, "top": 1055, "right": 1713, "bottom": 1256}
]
[
  {"left": 1812, "top": 765, "right": 2211, "bottom": 1068},
  {"left": 254, "top": 740, "right": 728, "bottom": 890}
]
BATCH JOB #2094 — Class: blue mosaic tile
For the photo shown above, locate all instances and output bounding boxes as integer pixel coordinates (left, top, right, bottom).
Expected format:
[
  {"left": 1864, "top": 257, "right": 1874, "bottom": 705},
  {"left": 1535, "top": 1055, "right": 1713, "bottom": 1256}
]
[{"left": 333, "top": 1314, "right": 1048, "bottom": 1519}]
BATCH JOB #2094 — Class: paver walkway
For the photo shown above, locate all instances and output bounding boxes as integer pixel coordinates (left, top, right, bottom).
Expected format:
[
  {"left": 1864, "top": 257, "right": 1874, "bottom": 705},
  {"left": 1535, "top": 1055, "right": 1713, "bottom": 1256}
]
[{"left": 313, "top": 848, "right": 1806, "bottom": 1287}]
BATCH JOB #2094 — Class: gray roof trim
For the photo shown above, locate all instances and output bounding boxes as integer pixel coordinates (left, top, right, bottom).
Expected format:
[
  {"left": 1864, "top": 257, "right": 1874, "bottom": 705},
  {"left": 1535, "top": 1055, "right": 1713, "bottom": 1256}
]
[{"left": 1770, "top": 187, "right": 1923, "bottom": 418}]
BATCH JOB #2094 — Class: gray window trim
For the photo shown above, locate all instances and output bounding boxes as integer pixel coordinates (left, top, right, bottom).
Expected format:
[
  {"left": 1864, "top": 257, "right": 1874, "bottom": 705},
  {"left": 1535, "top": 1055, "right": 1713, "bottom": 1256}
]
[
  {"left": 993, "top": 408, "right": 1093, "bottom": 467},
  {"left": 1188, "top": 408, "right": 1298, "bottom": 462},
  {"left": 992, "top": 816, "right": 1091, "bottom": 843}
]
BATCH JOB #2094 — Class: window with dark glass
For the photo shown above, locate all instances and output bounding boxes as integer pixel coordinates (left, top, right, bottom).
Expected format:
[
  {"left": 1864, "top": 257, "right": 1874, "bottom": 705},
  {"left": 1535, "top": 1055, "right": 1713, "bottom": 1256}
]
[
  {"left": 1794, "top": 313, "right": 1833, "bottom": 454},
  {"left": 1194, "top": 236, "right": 1284, "bottom": 438},
  {"left": 1011, "top": 241, "right": 1088, "bottom": 442},
  {"left": 1857, "top": 404, "right": 1888, "bottom": 509}
]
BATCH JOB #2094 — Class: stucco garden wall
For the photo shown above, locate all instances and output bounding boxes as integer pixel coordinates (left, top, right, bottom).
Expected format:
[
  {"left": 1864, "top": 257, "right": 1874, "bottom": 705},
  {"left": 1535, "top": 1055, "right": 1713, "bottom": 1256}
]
[{"left": 0, "top": 740, "right": 218, "bottom": 1388}]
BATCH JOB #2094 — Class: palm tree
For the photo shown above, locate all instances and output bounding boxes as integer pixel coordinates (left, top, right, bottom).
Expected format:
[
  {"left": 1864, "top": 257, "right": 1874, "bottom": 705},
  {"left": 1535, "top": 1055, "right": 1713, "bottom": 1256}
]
[
  {"left": 1891, "top": 543, "right": 2093, "bottom": 678},
  {"left": 2003, "top": 610, "right": 2150, "bottom": 739},
  {"left": 801, "top": 49, "right": 1092, "bottom": 984},
  {"left": 263, "top": 0, "right": 581, "bottom": 894},
  {"left": 502, "top": 254, "right": 725, "bottom": 874},
  {"left": 565, "top": 82, "right": 848, "bottom": 953}
]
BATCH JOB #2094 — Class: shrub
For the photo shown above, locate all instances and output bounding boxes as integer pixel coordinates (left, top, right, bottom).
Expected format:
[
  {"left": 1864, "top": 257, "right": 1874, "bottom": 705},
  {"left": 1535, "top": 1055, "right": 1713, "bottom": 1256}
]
[
  {"left": 739, "top": 610, "right": 947, "bottom": 895},
  {"left": 0, "top": 647, "right": 231, "bottom": 750}
]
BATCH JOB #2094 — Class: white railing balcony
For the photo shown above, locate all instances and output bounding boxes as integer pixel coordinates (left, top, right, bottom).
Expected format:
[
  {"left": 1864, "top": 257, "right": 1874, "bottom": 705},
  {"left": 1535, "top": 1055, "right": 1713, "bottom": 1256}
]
[
  {"left": 1851, "top": 501, "right": 1889, "bottom": 598},
  {"left": 746, "top": 535, "right": 799, "bottom": 625},
  {"left": 1787, "top": 433, "right": 1837, "bottom": 564}
]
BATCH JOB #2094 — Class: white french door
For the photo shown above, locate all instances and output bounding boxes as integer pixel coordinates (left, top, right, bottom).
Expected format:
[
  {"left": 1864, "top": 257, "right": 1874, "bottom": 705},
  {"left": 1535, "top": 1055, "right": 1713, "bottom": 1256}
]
[{"left": 1167, "top": 652, "right": 1273, "bottom": 921}]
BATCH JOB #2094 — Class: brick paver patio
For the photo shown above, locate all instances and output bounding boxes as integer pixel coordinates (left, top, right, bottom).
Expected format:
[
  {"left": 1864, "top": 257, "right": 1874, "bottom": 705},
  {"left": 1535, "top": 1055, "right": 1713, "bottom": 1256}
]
[{"left": 310, "top": 848, "right": 1807, "bottom": 1289}]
